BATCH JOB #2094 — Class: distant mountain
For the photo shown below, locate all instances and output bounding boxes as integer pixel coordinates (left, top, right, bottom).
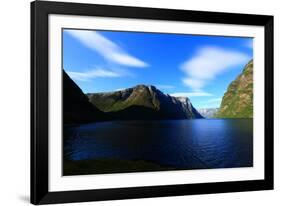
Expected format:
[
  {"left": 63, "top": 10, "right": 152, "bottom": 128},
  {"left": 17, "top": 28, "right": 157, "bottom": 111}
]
[
  {"left": 87, "top": 85, "right": 203, "bottom": 120},
  {"left": 216, "top": 60, "right": 253, "bottom": 118},
  {"left": 63, "top": 70, "right": 107, "bottom": 124},
  {"left": 198, "top": 108, "right": 219, "bottom": 118}
]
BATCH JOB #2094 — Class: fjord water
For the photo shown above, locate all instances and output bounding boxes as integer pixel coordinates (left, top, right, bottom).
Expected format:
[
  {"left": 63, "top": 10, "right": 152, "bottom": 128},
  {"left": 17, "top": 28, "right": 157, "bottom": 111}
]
[{"left": 64, "top": 119, "right": 253, "bottom": 171}]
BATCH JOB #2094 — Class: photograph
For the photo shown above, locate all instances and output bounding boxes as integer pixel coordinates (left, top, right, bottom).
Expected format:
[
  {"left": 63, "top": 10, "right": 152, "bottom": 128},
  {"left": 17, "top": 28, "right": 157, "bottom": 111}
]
[
  {"left": 30, "top": 1, "right": 273, "bottom": 204},
  {"left": 62, "top": 29, "right": 254, "bottom": 176}
]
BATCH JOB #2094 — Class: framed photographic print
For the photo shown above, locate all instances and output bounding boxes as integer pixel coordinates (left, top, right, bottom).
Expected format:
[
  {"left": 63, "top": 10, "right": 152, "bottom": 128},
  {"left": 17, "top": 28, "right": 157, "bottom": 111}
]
[{"left": 31, "top": 0, "right": 274, "bottom": 204}]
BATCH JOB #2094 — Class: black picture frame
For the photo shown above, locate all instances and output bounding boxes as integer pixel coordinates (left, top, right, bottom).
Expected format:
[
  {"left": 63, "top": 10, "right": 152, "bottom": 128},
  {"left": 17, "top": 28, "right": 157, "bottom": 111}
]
[{"left": 31, "top": 0, "right": 274, "bottom": 204}]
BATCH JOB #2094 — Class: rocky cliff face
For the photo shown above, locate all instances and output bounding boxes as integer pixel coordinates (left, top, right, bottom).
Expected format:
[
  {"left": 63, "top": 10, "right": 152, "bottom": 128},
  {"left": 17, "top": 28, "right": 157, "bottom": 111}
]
[
  {"left": 216, "top": 60, "right": 253, "bottom": 118},
  {"left": 63, "top": 70, "right": 107, "bottom": 124},
  {"left": 198, "top": 108, "right": 219, "bottom": 118},
  {"left": 88, "top": 85, "right": 203, "bottom": 120},
  {"left": 175, "top": 96, "right": 204, "bottom": 119}
]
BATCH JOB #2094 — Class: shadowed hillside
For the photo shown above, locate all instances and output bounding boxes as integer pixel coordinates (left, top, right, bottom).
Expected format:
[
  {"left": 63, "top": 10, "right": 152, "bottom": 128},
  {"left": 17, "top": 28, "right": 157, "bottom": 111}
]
[{"left": 63, "top": 70, "right": 107, "bottom": 124}]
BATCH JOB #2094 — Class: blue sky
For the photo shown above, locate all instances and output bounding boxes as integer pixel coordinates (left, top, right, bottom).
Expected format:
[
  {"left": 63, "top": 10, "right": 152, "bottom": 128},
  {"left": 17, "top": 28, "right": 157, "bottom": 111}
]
[{"left": 63, "top": 29, "right": 253, "bottom": 109}]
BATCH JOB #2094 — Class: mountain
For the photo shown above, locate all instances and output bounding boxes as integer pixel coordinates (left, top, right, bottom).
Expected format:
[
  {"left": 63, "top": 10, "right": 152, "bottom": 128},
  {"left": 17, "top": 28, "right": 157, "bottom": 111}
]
[
  {"left": 87, "top": 85, "right": 203, "bottom": 120},
  {"left": 175, "top": 96, "right": 204, "bottom": 119},
  {"left": 63, "top": 70, "right": 107, "bottom": 124},
  {"left": 216, "top": 60, "right": 253, "bottom": 118},
  {"left": 198, "top": 108, "right": 219, "bottom": 118}
]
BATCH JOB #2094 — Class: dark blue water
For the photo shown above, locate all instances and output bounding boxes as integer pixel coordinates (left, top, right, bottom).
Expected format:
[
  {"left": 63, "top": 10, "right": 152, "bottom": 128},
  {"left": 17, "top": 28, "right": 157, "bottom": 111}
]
[{"left": 64, "top": 119, "right": 253, "bottom": 169}]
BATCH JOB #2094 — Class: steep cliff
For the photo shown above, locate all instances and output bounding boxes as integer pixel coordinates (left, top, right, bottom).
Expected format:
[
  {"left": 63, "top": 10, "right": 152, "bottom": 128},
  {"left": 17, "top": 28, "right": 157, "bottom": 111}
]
[
  {"left": 216, "top": 60, "right": 253, "bottom": 118},
  {"left": 63, "top": 70, "right": 107, "bottom": 124}
]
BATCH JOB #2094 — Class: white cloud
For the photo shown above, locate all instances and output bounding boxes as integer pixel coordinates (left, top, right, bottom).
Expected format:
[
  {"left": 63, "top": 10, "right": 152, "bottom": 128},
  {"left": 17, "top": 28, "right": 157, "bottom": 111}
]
[
  {"left": 66, "top": 68, "right": 122, "bottom": 82},
  {"left": 66, "top": 30, "right": 148, "bottom": 68},
  {"left": 182, "top": 78, "right": 205, "bottom": 90},
  {"left": 244, "top": 39, "right": 253, "bottom": 49},
  {"left": 115, "top": 88, "right": 126, "bottom": 91},
  {"left": 170, "top": 92, "right": 213, "bottom": 97},
  {"left": 199, "top": 97, "right": 222, "bottom": 109},
  {"left": 180, "top": 46, "right": 250, "bottom": 91}
]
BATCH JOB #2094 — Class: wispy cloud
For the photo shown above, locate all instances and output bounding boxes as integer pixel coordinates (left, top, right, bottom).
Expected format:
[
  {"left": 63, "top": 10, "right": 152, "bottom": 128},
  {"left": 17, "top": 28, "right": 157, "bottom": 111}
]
[
  {"left": 180, "top": 46, "right": 250, "bottom": 91},
  {"left": 170, "top": 92, "right": 213, "bottom": 97},
  {"left": 115, "top": 88, "right": 126, "bottom": 91},
  {"left": 199, "top": 97, "right": 222, "bottom": 108},
  {"left": 66, "top": 68, "right": 122, "bottom": 82},
  {"left": 66, "top": 30, "right": 148, "bottom": 68},
  {"left": 244, "top": 39, "right": 253, "bottom": 49}
]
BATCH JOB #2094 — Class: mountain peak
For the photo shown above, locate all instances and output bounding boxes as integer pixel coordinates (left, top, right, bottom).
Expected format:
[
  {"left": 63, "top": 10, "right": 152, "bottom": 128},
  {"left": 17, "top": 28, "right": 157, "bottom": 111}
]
[
  {"left": 174, "top": 96, "right": 191, "bottom": 104},
  {"left": 87, "top": 85, "right": 203, "bottom": 120},
  {"left": 132, "top": 84, "right": 157, "bottom": 91}
]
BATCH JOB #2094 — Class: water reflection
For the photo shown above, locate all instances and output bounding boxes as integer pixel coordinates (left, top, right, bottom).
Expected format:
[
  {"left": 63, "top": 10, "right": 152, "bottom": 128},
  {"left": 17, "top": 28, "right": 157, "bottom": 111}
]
[{"left": 64, "top": 119, "right": 253, "bottom": 169}]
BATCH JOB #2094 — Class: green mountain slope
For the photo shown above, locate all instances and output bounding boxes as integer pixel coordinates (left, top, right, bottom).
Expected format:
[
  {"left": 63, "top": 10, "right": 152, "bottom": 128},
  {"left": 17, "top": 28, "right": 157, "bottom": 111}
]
[
  {"left": 216, "top": 60, "right": 253, "bottom": 118},
  {"left": 87, "top": 85, "right": 203, "bottom": 120}
]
